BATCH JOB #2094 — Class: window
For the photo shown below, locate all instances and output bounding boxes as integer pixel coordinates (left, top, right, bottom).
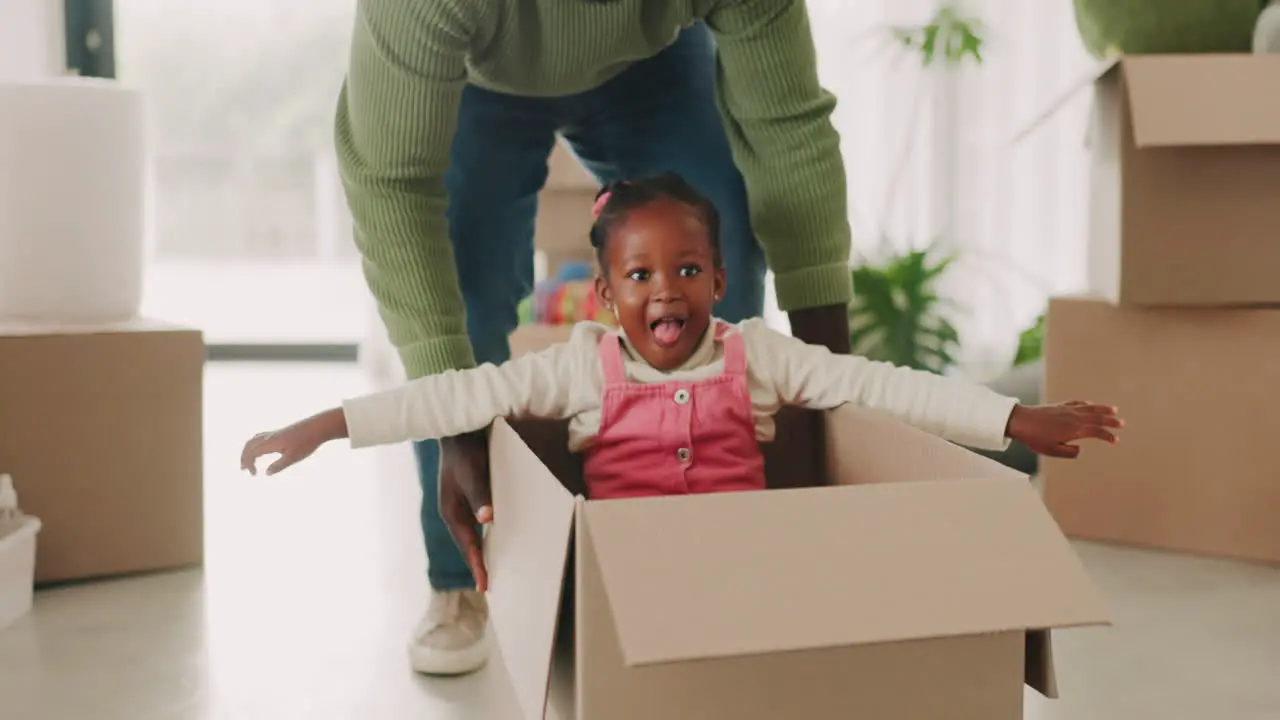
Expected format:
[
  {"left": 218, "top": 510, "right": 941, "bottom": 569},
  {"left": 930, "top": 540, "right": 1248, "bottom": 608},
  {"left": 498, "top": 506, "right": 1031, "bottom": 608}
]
[{"left": 90, "top": 0, "right": 368, "bottom": 351}]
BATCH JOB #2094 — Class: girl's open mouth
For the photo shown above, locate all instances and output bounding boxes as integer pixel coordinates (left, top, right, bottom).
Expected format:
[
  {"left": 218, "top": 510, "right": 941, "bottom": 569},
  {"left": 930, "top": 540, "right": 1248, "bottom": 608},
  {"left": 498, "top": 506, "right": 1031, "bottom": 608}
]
[{"left": 650, "top": 317, "right": 686, "bottom": 347}]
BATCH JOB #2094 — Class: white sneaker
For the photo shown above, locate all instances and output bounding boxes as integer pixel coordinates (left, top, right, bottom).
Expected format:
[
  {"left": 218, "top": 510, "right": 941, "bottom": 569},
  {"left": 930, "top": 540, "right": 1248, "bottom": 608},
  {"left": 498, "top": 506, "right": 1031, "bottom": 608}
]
[{"left": 408, "top": 589, "right": 491, "bottom": 676}]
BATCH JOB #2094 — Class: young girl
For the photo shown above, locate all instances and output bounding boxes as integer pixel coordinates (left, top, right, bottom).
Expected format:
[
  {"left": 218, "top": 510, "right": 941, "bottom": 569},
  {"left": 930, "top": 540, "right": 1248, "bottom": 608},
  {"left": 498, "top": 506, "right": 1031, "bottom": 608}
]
[{"left": 242, "top": 172, "right": 1121, "bottom": 500}]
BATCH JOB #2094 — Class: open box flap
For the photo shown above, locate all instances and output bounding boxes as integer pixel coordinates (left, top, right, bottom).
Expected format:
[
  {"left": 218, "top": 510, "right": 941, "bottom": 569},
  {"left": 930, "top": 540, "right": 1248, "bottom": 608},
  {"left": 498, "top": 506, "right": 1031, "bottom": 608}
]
[
  {"left": 1012, "top": 53, "right": 1280, "bottom": 148},
  {"left": 1122, "top": 54, "right": 1280, "bottom": 148},
  {"left": 1011, "top": 55, "right": 1119, "bottom": 145},
  {"left": 485, "top": 419, "right": 578, "bottom": 720},
  {"left": 582, "top": 475, "right": 1111, "bottom": 668},
  {"left": 824, "top": 405, "right": 1028, "bottom": 486}
]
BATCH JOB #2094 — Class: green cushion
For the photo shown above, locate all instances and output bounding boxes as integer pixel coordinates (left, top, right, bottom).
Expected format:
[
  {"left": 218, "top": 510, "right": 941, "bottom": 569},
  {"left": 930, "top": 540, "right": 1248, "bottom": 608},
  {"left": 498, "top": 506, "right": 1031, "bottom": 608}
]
[{"left": 1073, "top": 0, "right": 1265, "bottom": 58}]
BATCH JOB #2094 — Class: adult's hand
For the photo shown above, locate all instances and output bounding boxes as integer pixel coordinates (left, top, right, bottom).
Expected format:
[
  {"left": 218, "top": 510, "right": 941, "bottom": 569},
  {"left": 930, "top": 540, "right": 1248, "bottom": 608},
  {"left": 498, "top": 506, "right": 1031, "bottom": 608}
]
[
  {"left": 439, "top": 429, "right": 494, "bottom": 592},
  {"left": 763, "top": 304, "right": 851, "bottom": 489},
  {"left": 788, "top": 303, "right": 851, "bottom": 355}
]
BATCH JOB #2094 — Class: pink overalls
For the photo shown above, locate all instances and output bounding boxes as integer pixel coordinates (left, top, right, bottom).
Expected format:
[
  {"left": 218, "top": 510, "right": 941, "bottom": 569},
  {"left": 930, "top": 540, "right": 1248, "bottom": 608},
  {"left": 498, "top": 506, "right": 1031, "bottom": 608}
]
[{"left": 582, "top": 321, "right": 768, "bottom": 500}]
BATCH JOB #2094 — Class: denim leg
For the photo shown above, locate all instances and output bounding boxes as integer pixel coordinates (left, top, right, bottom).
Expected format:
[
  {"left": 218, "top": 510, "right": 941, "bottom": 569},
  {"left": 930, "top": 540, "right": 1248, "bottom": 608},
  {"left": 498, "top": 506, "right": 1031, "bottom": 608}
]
[
  {"left": 560, "top": 22, "right": 767, "bottom": 323},
  {"left": 416, "top": 84, "right": 558, "bottom": 591}
]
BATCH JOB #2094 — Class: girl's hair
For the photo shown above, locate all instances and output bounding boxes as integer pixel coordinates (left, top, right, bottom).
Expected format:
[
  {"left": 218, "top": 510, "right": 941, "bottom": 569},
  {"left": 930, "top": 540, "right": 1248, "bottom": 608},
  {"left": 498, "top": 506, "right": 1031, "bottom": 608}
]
[{"left": 588, "top": 172, "right": 722, "bottom": 269}]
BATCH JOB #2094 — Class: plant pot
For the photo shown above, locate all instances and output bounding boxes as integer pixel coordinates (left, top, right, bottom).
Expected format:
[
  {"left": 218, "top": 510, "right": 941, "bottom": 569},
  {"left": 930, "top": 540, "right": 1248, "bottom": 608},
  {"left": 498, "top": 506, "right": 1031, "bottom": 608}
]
[
  {"left": 1256, "top": 1, "right": 1280, "bottom": 52},
  {"left": 1072, "top": 0, "right": 1264, "bottom": 59}
]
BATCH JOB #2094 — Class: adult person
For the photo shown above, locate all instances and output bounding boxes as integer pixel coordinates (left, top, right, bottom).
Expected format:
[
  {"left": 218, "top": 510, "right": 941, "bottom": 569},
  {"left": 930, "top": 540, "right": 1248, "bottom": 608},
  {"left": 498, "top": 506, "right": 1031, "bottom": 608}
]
[{"left": 336, "top": 0, "right": 853, "bottom": 677}]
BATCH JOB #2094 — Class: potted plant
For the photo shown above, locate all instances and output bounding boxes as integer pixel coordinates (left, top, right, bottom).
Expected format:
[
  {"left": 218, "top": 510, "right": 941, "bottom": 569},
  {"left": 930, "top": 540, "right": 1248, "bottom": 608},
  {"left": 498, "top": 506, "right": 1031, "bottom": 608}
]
[
  {"left": 849, "top": 247, "right": 960, "bottom": 373},
  {"left": 1071, "top": 0, "right": 1264, "bottom": 58},
  {"left": 1012, "top": 311, "right": 1045, "bottom": 367},
  {"left": 847, "top": 4, "right": 983, "bottom": 375}
]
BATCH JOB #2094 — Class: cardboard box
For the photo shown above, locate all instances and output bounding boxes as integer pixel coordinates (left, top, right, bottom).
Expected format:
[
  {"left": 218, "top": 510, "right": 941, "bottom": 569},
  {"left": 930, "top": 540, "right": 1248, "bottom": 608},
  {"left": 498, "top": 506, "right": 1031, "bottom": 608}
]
[
  {"left": 484, "top": 406, "right": 1111, "bottom": 720},
  {"left": 535, "top": 189, "right": 597, "bottom": 278},
  {"left": 509, "top": 324, "right": 576, "bottom": 359},
  {"left": 1020, "top": 54, "right": 1280, "bottom": 307},
  {"left": 0, "top": 319, "right": 205, "bottom": 583},
  {"left": 1041, "top": 296, "right": 1280, "bottom": 564},
  {"left": 537, "top": 141, "right": 598, "bottom": 278}
]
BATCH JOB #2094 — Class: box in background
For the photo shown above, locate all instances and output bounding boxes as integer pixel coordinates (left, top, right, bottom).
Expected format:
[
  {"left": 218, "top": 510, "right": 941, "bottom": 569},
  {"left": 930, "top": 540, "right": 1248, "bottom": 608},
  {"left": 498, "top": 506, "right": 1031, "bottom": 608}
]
[
  {"left": 0, "top": 319, "right": 205, "bottom": 583},
  {"left": 537, "top": 141, "right": 599, "bottom": 279},
  {"left": 1022, "top": 54, "right": 1280, "bottom": 307},
  {"left": 535, "top": 189, "right": 597, "bottom": 279},
  {"left": 509, "top": 324, "right": 576, "bottom": 359},
  {"left": 1041, "top": 296, "right": 1280, "bottom": 564},
  {"left": 483, "top": 406, "right": 1111, "bottom": 720}
]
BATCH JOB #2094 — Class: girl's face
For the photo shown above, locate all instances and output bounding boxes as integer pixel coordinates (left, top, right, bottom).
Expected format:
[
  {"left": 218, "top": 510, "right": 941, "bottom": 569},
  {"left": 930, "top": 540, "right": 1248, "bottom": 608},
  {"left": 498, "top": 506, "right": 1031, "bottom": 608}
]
[{"left": 595, "top": 198, "right": 725, "bottom": 371}]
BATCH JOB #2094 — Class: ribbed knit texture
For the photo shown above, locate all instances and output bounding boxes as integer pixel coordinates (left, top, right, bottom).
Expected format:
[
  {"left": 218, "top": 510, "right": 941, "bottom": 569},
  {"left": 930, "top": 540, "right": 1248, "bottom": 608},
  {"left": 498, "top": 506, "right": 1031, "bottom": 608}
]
[{"left": 336, "top": 0, "right": 852, "bottom": 379}]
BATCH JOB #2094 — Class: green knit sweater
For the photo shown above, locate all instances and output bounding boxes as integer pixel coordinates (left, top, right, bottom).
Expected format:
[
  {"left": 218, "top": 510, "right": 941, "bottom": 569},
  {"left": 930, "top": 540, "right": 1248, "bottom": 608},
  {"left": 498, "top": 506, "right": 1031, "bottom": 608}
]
[{"left": 336, "top": 0, "right": 851, "bottom": 379}]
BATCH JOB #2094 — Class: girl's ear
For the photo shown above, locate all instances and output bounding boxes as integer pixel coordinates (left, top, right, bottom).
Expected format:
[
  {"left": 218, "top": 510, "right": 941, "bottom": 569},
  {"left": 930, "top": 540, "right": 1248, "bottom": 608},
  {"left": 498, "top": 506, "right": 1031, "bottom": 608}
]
[
  {"left": 595, "top": 274, "right": 613, "bottom": 310},
  {"left": 713, "top": 266, "right": 727, "bottom": 304}
]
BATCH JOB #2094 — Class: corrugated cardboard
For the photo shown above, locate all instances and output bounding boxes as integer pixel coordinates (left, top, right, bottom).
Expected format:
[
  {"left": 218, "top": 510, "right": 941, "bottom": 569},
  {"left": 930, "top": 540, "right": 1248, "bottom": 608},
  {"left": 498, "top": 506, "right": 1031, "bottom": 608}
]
[
  {"left": 545, "top": 141, "right": 596, "bottom": 192},
  {"left": 537, "top": 141, "right": 598, "bottom": 278},
  {"left": 1019, "top": 54, "right": 1280, "bottom": 307},
  {"left": 1041, "top": 296, "right": 1280, "bottom": 564},
  {"left": 0, "top": 319, "right": 205, "bottom": 583},
  {"left": 509, "top": 324, "right": 576, "bottom": 360},
  {"left": 484, "top": 406, "right": 1111, "bottom": 720},
  {"left": 534, "top": 189, "right": 596, "bottom": 278}
]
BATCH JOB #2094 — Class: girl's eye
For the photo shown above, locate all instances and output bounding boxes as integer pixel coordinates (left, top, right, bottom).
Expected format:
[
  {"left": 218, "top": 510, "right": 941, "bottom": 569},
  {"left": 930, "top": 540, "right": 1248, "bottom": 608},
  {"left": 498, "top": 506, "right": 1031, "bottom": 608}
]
[
  {"left": 626, "top": 269, "right": 650, "bottom": 281},
  {"left": 679, "top": 265, "right": 702, "bottom": 278}
]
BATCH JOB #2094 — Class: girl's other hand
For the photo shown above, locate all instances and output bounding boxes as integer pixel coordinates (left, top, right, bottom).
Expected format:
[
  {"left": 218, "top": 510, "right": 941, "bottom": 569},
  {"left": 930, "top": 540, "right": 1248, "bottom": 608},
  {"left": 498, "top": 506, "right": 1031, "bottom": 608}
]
[
  {"left": 1006, "top": 401, "right": 1124, "bottom": 459},
  {"left": 240, "top": 409, "right": 347, "bottom": 476}
]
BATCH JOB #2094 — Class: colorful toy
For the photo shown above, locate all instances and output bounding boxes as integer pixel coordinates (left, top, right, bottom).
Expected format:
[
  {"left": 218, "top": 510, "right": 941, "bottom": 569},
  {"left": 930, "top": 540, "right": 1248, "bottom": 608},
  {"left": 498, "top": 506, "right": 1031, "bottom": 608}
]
[{"left": 518, "top": 262, "right": 616, "bottom": 327}]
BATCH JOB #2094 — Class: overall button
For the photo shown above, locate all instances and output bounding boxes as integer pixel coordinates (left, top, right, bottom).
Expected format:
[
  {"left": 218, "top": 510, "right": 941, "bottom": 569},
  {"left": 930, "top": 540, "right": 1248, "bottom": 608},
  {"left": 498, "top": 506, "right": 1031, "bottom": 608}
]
[
  {"left": 673, "top": 388, "right": 691, "bottom": 405},
  {"left": 676, "top": 447, "right": 692, "bottom": 462}
]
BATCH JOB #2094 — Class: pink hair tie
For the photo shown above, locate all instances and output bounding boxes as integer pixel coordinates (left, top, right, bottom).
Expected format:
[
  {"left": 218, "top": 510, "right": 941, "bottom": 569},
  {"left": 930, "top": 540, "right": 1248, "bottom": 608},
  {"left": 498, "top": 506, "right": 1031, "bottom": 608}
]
[{"left": 591, "top": 192, "right": 612, "bottom": 218}]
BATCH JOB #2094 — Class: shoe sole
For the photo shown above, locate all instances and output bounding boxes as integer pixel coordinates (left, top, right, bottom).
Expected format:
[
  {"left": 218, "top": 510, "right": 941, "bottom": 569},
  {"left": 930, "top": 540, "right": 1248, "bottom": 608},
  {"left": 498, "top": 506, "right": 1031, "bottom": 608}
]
[{"left": 408, "top": 633, "right": 491, "bottom": 676}]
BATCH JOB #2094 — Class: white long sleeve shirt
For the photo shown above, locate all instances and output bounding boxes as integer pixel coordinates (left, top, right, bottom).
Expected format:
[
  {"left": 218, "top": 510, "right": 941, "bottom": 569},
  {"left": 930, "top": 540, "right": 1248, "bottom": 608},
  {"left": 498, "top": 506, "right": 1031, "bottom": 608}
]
[{"left": 342, "top": 319, "right": 1017, "bottom": 454}]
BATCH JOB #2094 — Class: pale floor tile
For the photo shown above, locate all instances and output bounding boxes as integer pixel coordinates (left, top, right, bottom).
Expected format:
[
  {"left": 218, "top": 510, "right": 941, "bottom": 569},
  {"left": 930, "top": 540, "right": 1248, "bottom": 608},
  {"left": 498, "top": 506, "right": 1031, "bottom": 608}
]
[{"left": 1, "top": 363, "right": 1278, "bottom": 719}]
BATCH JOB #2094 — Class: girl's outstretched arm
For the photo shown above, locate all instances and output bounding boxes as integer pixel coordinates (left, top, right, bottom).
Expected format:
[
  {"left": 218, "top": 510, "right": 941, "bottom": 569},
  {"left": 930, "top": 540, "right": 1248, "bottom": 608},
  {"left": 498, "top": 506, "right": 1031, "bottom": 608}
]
[
  {"left": 744, "top": 320, "right": 1122, "bottom": 454},
  {"left": 745, "top": 320, "right": 1017, "bottom": 450},
  {"left": 340, "top": 333, "right": 586, "bottom": 449},
  {"left": 240, "top": 324, "right": 601, "bottom": 476},
  {"left": 241, "top": 408, "right": 348, "bottom": 476}
]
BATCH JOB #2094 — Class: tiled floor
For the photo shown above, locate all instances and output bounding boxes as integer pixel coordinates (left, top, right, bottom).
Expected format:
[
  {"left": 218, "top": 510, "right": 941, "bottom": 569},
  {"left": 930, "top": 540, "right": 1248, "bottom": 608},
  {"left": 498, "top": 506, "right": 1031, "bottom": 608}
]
[{"left": 2, "top": 363, "right": 1279, "bottom": 719}]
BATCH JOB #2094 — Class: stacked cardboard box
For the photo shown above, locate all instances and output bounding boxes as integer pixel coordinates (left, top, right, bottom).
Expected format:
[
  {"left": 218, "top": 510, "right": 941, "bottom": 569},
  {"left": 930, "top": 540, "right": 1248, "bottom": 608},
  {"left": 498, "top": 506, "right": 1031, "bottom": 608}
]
[
  {"left": 0, "top": 319, "right": 205, "bottom": 583},
  {"left": 1037, "top": 54, "right": 1280, "bottom": 564}
]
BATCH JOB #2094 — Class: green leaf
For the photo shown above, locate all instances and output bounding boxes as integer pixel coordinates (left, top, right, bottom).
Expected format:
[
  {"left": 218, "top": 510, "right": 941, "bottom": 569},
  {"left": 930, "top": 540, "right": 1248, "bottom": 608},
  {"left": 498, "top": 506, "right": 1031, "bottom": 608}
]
[
  {"left": 848, "top": 245, "right": 961, "bottom": 375},
  {"left": 891, "top": 4, "right": 986, "bottom": 69},
  {"left": 1012, "top": 312, "right": 1046, "bottom": 367}
]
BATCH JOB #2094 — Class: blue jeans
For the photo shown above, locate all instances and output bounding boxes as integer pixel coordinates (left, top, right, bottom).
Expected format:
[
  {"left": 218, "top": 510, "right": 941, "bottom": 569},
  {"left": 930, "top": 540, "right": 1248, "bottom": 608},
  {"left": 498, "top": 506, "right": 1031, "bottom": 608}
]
[{"left": 416, "top": 23, "right": 767, "bottom": 590}]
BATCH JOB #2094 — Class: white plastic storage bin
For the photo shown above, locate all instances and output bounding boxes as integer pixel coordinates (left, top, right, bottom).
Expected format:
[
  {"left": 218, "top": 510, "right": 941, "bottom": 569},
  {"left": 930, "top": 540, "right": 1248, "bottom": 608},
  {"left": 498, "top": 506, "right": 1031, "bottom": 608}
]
[{"left": 0, "top": 474, "right": 40, "bottom": 632}]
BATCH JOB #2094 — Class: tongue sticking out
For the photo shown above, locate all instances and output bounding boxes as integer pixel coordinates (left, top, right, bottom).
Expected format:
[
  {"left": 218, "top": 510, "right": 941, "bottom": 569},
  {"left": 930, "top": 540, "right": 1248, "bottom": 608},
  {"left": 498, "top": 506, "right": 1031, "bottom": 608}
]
[{"left": 652, "top": 319, "right": 684, "bottom": 346}]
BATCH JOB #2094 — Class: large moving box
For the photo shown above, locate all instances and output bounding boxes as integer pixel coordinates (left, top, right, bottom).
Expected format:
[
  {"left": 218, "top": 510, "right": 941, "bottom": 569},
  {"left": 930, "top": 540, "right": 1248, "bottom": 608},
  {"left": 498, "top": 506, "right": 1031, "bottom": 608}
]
[
  {"left": 483, "top": 407, "right": 1112, "bottom": 720},
  {"left": 537, "top": 142, "right": 598, "bottom": 277},
  {"left": 0, "top": 320, "right": 205, "bottom": 583},
  {"left": 1022, "top": 54, "right": 1280, "bottom": 306},
  {"left": 1041, "top": 297, "right": 1280, "bottom": 564}
]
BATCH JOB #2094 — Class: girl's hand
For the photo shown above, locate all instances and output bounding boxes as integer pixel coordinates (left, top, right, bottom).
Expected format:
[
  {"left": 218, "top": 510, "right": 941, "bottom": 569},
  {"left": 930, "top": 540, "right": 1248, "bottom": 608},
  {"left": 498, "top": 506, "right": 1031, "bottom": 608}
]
[
  {"left": 1006, "top": 401, "right": 1124, "bottom": 459},
  {"left": 240, "top": 408, "right": 347, "bottom": 476}
]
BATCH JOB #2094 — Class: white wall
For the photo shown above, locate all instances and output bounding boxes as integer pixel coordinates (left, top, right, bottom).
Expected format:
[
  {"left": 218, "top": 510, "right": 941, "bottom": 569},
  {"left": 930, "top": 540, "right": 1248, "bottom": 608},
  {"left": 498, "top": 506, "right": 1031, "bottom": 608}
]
[
  {"left": 808, "top": 0, "right": 1094, "bottom": 378},
  {"left": 0, "top": 0, "right": 65, "bottom": 79}
]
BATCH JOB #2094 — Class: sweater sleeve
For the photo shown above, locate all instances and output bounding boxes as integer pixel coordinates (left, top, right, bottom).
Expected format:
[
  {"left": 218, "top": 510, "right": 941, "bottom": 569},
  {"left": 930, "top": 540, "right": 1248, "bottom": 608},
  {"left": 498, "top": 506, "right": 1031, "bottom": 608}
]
[
  {"left": 335, "top": 0, "right": 476, "bottom": 379},
  {"left": 743, "top": 322, "right": 1017, "bottom": 451},
  {"left": 341, "top": 327, "right": 594, "bottom": 449},
  {"left": 703, "top": 0, "right": 853, "bottom": 312}
]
